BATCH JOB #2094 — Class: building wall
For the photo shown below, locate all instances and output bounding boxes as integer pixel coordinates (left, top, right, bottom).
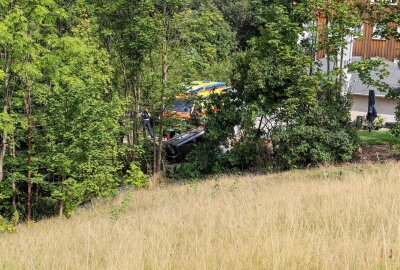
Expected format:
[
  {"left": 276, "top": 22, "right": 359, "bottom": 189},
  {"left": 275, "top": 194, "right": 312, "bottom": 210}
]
[
  {"left": 353, "top": 24, "right": 400, "bottom": 61},
  {"left": 316, "top": 4, "right": 400, "bottom": 62},
  {"left": 350, "top": 95, "right": 398, "bottom": 123}
]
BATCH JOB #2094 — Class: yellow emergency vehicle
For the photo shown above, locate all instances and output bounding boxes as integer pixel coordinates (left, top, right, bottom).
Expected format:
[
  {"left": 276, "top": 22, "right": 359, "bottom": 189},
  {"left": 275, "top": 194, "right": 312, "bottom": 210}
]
[{"left": 166, "top": 81, "right": 231, "bottom": 120}]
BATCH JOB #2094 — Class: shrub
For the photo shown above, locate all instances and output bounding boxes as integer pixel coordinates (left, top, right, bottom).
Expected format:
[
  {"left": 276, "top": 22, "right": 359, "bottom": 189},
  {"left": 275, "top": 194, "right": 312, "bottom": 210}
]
[
  {"left": 273, "top": 125, "right": 357, "bottom": 169},
  {"left": 390, "top": 124, "right": 400, "bottom": 137},
  {"left": 375, "top": 115, "right": 384, "bottom": 128},
  {"left": 124, "top": 164, "right": 148, "bottom": 189},
  {"left": 0, "top": 211, "right": 18, "bottom": 233},
  {"left": 391, "top": 143, "right": 400, "bottom": 158},
  {"left": 390, "top": 124, "right": 400, "bottom": 158}
]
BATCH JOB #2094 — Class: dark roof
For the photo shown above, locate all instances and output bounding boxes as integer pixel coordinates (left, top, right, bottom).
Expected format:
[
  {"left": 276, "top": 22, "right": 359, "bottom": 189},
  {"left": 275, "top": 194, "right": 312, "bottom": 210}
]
[
  {"left": 348, "top": 57, "right": 400, "bottom": 97},
  {"left": 317, "top": 57, "right": 400, "bottom": 97}
]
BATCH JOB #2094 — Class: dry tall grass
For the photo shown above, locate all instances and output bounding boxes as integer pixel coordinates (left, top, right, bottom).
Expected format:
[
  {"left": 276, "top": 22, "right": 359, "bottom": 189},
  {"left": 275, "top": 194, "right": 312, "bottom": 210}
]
[{"left": 1, "top": 163, "right": 400, "bottom": 269}]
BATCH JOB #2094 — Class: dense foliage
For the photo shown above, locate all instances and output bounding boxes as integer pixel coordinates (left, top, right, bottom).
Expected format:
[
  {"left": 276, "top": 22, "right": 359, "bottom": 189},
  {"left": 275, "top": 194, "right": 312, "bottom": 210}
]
[
  {"left": 0, "top": 0, "right": 398, "bottom": 224},
  {"left": 175, "top": 0, "right": 363, "bottom": 175},
  {"left": 0, "top": 0, "right": 237, "bottom": 221}
]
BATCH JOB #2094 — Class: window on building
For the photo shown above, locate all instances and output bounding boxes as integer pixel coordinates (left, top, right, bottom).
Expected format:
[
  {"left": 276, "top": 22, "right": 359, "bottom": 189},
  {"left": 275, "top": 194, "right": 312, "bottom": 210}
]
[
  {"left": 326, "top": 21, "right": 333, "bottom": 38},
  {"left": 370, "top": 0, "right": 398, "bottom": 4},
  {"left": 372, "top": 24, "right": 385, "bottom": 40}
]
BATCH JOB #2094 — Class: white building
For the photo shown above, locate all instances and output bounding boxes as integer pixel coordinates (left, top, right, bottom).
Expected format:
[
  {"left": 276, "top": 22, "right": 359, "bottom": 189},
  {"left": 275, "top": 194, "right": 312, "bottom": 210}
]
[
  {"left": 317, "top": 56, "right": 399, "bottom": 124},
  {"left": 347, "top": 58, "right": 399, "bottom": 124}
]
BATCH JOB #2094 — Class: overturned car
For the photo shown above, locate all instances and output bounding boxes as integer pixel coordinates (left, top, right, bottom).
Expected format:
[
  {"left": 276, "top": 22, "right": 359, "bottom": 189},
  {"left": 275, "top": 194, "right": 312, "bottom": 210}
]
[{"left": 165, "top": 129, "right": 205, "bottom": 163}]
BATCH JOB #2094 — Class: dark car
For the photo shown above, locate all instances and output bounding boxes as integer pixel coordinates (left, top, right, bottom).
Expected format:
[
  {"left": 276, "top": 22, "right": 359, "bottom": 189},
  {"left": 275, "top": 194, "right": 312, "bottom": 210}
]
[{"left": 165, "top": 129, "right": 205, "bottom": 163}]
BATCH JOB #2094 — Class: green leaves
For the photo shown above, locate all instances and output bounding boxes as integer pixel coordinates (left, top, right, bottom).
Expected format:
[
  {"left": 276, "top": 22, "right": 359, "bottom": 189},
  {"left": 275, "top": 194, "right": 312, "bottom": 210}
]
[
  {"left": 0, "top": 0, "right": 130, "bottom": 219},
  {"left": 168, "top": 3, "right": 235, "bottom": 81},
  {"left": 125, "top": 164, "right": 148, "bottom": 188},
  {"left": 348, "top": 59, "right": 391, "bottom": 93},
  {"left": 0, "top": 214, "right": 15, "bottom": 233},
  {"left": 0, "top": 112, "right": 15, "bottom": 134}
]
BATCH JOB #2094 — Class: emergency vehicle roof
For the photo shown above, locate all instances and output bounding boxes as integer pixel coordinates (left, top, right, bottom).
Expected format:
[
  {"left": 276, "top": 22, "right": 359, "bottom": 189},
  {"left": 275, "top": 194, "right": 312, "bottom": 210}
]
[{"left": 185, "top": 81, "right": 227, "bottom": 95}]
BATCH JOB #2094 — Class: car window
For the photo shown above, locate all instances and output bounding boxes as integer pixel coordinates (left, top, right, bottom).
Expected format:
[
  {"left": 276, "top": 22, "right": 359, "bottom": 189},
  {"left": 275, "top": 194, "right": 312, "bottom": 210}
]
[{"left": 168, "top": 101, "right": 193, "bottom": 113}]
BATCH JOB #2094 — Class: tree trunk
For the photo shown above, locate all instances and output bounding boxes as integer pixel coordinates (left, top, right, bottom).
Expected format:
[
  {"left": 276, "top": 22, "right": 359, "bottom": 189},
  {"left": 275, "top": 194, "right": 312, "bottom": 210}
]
[
  {"left": 26, "top": 129, "right": 32, "bottom": 222},
  {"left": 154, "top": 4, "right": 169, "bottom": 176},
  {"left": 132, "top": 77, "right": 139, "bottom": 146},
  {"left": 325, "top": 5, "right": 332, "bottom": 100},
  {"left": 337, "top": 45, "right": 345, "bottom": 99},
  {"left": 59, "top": 201, "right": 64, "bottom": 218},
  {"left": 12, "top": 181, "right": 16, "bottom": 212},
  {"left": 153, "top": 115, "right": 157, "bottom": 174},
  {"left": 24, "top": 76, "right": 33, "bottom": 222},
  {"left": 155, "top": 31, "right": 168, "bottom": 175},
  {"left": 59, "top": 175, "right": 65, "bottom": 218},
  {"left": 120, "top": 55, "right": 131, "bottom": 138},
  {"left": 133, "top": 77, "right": 141, "bottom": 145},
  {"left": 0, "top": 54, "right": 11, "bottom": 182},
  {"left": 11, "top": 138, "right": 16, "bottom": 212}
]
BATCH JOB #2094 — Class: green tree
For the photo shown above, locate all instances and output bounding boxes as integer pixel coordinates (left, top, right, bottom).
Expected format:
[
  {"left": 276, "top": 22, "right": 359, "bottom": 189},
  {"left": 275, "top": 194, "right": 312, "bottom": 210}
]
[
  {"left": 0, "top": 0, "right": 145, "bottom": 220},
  {"left": 0, "top": 0, "right": 63, "bottom": 221},
  {"left": 37, "top": 29, "right": 124, "bottom": 216},
  {"left": 211, "top": 0, "right": 257, "bottom": 49},
  {"left": 91, "top": 0, "right": 159, "bottom": 149}
]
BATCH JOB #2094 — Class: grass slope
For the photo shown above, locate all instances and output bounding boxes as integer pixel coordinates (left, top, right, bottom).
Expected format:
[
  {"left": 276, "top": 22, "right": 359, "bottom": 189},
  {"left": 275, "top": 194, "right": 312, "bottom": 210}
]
[{"left": 1, "top": 163, "right": 400, "bottom": 269}]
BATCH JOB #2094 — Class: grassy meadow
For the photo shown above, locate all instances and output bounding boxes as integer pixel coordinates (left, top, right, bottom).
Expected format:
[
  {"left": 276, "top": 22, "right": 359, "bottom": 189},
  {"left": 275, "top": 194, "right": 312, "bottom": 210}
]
[{"left": 1, "top": 162, "right": 400, "bottom": 269}]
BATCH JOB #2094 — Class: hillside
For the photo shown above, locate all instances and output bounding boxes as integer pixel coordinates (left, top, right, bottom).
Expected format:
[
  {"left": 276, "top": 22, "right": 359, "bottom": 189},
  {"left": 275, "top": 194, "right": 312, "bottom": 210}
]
[{"left": 1, "top": 162, "right": 400, "bottom": 269}]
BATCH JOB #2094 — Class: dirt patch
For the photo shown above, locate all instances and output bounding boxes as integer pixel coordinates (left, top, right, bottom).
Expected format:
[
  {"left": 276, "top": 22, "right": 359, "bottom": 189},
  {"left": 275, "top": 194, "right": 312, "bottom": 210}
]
[{"left": 355, "top": 145, "right": 395, "bottom": 163}]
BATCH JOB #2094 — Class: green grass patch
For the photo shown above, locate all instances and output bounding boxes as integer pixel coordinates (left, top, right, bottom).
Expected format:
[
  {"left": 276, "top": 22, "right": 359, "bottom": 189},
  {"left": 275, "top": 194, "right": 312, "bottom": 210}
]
[{"left": 358, "top": 130, "right": 400, "bottom": 146}]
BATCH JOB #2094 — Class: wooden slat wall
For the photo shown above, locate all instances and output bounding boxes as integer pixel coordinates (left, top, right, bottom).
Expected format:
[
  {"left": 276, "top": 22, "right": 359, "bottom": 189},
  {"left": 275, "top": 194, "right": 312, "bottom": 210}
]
[
  {"left": 353, "top": 24, "right": 400, "bottom": 61},
  {"left": 316, "top": 16, "right": 327, "bottom": 60},
  {"left": 315, "top": 1, "right": 400, "bottom": 61}
]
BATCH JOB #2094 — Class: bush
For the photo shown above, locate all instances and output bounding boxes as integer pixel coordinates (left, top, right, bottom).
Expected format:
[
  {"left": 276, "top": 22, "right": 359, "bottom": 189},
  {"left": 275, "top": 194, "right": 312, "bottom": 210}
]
[
  {"left": 170, "top": 143, "right": 224, "bottom": 180},
  {"left": 375, "top": 115, "right": 384, "bottom": 128},
  {"left": 169, "top": 137, "right": 273, "bottom": 180},
  {"left": 0, "top": 211, "right": 18, "bottom": 233},
  {"left": 273, "top": 125, "right": 357, "bottom": 169},
  {"left": 124, "top": 164, "right": 148, "bottom": 189},
  {"left": 223, "top": 140, "right": 261, "bottom": 170},
  {"left": 391, "top": 143, "right": 400, "bottom": 158},
  {"left": 390, "top": 124, "right": 400, "bottom": 137}
]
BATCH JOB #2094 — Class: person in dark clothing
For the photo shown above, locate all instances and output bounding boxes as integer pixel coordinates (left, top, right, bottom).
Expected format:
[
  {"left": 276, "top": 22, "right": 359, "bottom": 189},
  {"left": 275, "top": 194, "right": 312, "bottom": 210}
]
[{"left": 140, "top": 108, "right": 154, "bottom": 138}]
